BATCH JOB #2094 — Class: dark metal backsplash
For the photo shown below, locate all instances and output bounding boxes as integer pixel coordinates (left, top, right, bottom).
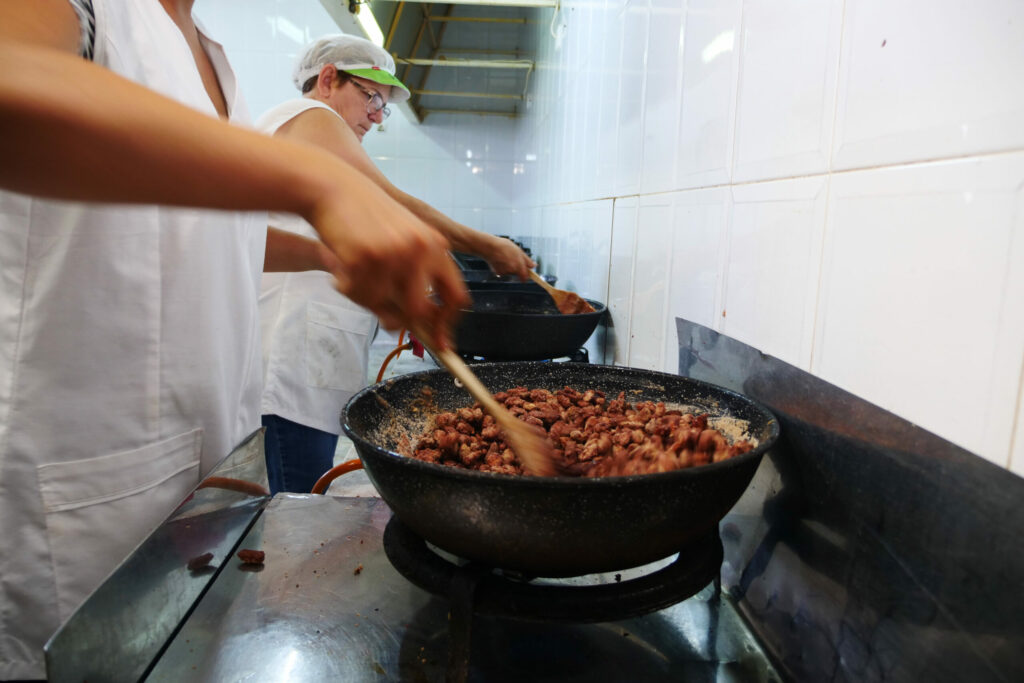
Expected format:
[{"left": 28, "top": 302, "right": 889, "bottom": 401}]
[{"left": 675, "top": 318, "right": 1024, "bottom": 683}]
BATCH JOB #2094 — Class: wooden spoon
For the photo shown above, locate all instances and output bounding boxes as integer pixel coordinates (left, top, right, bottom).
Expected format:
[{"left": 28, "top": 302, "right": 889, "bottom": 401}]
[
  {"left": 528, "top": 271, "right": 597, "bottom": 314},
  {"left": 413, "top": 327, "right": 558, "bottom": 477}
]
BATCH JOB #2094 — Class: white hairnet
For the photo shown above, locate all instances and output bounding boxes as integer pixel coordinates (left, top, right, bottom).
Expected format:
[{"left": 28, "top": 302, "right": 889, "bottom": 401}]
[{"left": 292, "top": 34, "right": 410, "bottom": 103}]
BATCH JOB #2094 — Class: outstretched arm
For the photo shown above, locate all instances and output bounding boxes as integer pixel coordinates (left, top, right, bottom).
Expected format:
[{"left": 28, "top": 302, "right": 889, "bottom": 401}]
[
  {"left": 263, "top": 227, "right": 339, "bottom": 273},
  {"left": 0, "top": 1, "right": 467, "bottom": 345},
  {"left": 275, "top": 106, "right": 536, "bottom": 281}
]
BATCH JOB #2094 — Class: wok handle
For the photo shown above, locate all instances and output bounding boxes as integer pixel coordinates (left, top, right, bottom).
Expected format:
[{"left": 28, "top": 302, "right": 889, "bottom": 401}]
[{"left": 418, "top": 333, "right": 556, "bottom": 477}]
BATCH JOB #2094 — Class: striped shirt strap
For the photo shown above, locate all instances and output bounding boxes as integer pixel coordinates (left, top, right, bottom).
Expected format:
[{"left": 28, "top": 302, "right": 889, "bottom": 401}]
[{"left": 66, "top": 0, "right": 96, "bottom": 60}]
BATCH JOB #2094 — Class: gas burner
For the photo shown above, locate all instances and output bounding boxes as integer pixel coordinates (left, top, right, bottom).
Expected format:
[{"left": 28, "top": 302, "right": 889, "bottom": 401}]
[
  {"left": 384, "top": 516, "right": 721, "bottom": 622},
  {"left": 384, "top": 517, "right": 723, "bottom": 682}
]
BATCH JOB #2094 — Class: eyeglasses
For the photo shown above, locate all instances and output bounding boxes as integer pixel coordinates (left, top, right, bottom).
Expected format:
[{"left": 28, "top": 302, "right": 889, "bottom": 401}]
[{"left": 348, "top": 79, "right": 391, "bottom": 120}]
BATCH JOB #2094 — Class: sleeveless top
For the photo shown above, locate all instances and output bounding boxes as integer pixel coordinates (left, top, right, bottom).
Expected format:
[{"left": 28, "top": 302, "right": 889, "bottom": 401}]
[{"left": 256, "top": 98, "right": 377, "bottom": 436}]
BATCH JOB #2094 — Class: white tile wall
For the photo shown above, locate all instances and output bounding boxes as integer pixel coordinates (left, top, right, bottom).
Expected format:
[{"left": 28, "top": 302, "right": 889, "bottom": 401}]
[
  {"left": 1012, "top": 390, "right": 1024, "bottom": 476},
  {"left": 580, "top": 199, "right": 614, "bottom": 299},
  {"left": 607, "top": 197, "right": 639, "bottom": 365},
  {"left": 1010, "top": 182, "right": 1024, "bottom": 473},
  {"left": 196, "top": 0, "right": 331, "bottom": 120},
  {"left": 664, "top": 187, "right": 731, "bottom": 371},
  {"left": 363, "top": 120, "right": 398, "bottom": 159},
  {"left": 639, "top": 0, "right": 684, "bottom": 195},
  {"left": 832, "top": 0, "right": 1024, "bottom": 170},
  {"left": 538, "top": 197, "right": 616, "bottom": 314},
  {"left": 593, "top": 12, "right": 626, "bottom": 200},
  {"left": 726, "top": 176, "right": 828, "bottom": 370},
  {"left": 814, "top": 154, "right": 1024, "bottom": 465},
  {"left": 575, "top": 4, "right": 601, "bottom": 203},
  {"left": 515, "top": 0, "right": 1024, "bottom": 471},
  {"left": 675, "top": 0, "right": 742, "bottom": 190},
  {"left": 731, "top": 0, "right": 843, "bottom": 183},
  {"left": 629, "top": 195, "right": 675, "bottom": 369},
  {"left": 613, "top": 2, "right": 650, "bottom": 197},
  {"left": 395, "top": 115, "right": 456, "bottom": 160}
]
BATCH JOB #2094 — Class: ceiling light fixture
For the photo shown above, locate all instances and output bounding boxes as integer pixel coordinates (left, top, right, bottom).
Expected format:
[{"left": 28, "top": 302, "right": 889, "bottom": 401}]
[{"left": 351, "top": 1, "right": 385, "bottom": 46}]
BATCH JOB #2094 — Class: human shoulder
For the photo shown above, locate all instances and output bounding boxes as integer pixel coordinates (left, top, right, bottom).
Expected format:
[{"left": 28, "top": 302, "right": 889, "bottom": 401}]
[
  {"left": 261, "top": 103, "right": 356, "bottom": 152},
  {"left": 0, "top": 0, "right": 84, "bottom": 54},
  {"left": 255, "top": 98, "right": 339, "bottom": 136}
]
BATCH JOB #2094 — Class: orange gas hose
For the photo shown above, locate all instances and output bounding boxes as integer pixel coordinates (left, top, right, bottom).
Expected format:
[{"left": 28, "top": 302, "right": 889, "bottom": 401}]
[
  {"left": 310, "top": 458, "right": 365, "bottom": 495},
  {"left": 375, "top": 329, "right": 412, "bottom": 383}
]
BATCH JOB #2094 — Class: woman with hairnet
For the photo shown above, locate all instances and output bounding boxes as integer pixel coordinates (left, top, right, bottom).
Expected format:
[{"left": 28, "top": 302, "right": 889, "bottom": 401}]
[{"left": 256, "top": 34, "right": 534, "bottom": 495}]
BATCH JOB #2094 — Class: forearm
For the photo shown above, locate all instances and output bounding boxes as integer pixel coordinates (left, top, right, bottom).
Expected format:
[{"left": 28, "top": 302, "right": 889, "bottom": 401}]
[
  {"left": 0, "top": 40, "right": 338, "bottom": 219},
  {"left": 394, "top": 190, "right": 494, "bottom": 255},
  {"left": 264, "top": 227, "right": 335, "bottom": 273}
]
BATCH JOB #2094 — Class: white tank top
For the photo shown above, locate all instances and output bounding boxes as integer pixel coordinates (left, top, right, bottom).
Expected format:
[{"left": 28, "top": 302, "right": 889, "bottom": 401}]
[{"left": 255, "top": 98, "right": 377, "bottom": 435}]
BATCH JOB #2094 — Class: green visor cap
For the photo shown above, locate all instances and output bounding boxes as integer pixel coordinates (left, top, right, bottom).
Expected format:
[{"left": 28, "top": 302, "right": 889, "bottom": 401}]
[{"left": 345, "top": 67, "right": 411, "bottom": 103}]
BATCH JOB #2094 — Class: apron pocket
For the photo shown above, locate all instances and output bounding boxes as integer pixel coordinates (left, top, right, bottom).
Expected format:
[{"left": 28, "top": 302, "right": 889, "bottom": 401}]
[
  {"left": 305, "top": 300, "right": 376, "bottom": 392},
  {"left": 36, "top": 429, "right": 202, "bottom": 620}
]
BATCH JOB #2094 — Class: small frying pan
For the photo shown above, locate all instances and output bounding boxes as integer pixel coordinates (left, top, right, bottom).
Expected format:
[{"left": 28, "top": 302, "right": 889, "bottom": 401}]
[{"left": 453, "top": 290, "right": 606, "bottom": 360}]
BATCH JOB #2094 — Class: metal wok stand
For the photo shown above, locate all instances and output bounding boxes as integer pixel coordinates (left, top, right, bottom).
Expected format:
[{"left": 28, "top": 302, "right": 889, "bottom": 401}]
[{"left": 383, "top": 516, "right": 724, "bottom": 683}]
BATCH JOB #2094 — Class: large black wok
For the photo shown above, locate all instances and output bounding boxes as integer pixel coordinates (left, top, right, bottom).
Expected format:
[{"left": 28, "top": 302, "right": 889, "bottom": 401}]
[
  {"left": 453, "top": 290, "right": 606, "bottom": 360},
  {"left": 342, "top": 362, "right": 779, "bottom": 576}
]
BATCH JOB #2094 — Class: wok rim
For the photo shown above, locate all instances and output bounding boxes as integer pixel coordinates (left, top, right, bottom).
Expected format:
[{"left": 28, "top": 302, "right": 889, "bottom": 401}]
[
  {"left": 459, "top": 293, "right": 607, "bottom": 318},
  {"left": 342, "top": 362, "right": 780, "bottom": 487}
]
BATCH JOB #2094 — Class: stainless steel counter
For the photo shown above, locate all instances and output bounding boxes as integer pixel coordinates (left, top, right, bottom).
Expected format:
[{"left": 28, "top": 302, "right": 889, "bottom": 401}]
[{"left": 147, "top": 495, "right": 781, "bottom": 683}]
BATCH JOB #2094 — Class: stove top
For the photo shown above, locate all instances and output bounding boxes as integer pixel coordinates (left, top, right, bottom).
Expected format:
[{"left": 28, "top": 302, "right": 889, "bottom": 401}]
[{"left": 136, "top": 495, "right": 779, "bottom": 682}]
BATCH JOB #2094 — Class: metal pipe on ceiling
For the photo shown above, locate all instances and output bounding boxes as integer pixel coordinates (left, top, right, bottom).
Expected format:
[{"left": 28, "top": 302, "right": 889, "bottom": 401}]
[
  {"left": 424, "top": 7, "right": 440, "bottom": 48},
  {"left": 401, "top": 17, "right": 428, "bottom": 79},
  {"left": 521, "top": 62, "right": 535, "bottom": 102},
  {"left": 429, "top": 16, "right": 530, "bottom": 23},
  {"left": 383, "top": 2, "right": 405, "bottom": 50},
  {"left": 413, "top": 4, "right": 454, "bottom": 117},
  {"left": 435, "top": 48, "right": 527, "bottom": 56}
]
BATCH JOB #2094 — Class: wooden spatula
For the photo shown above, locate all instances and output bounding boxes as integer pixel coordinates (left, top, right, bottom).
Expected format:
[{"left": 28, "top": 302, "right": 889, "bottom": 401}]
[
  {"left": 413, "top": 327, "right": 558, "bottom": 477},
  {"left": 529, "top": 271, "right": 597, "bottom": 314}
]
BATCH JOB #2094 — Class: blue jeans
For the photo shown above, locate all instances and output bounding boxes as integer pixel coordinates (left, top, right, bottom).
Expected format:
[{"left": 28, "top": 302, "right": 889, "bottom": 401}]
[{"left": 262, "top": 415, "right": 339, "bottom": 495}]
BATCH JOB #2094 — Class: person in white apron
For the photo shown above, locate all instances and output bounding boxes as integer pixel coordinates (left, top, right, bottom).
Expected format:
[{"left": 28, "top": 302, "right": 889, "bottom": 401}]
[
  {"left": 0, "top": 3, "right": 469, "bottom": 679},
  {"left": 255, "top": 34, "right": 535, "bottom": 495}
]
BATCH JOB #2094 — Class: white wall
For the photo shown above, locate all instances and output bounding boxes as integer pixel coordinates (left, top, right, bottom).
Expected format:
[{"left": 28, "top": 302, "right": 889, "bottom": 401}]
[
  {"left": 196, "top": 0, "right": 335, "bottom": 121},
  {"left": 361, "top": 113, "right": 526, "bottom": 236},
  {"left": 516, "top": 0, "right": 1024, "bottom": 474}
]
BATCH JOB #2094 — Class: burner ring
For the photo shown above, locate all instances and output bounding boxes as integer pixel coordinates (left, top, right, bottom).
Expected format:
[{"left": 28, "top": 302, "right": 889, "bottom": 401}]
[{"left": 383, "top": 515, "right": 723, "bottom": 623}]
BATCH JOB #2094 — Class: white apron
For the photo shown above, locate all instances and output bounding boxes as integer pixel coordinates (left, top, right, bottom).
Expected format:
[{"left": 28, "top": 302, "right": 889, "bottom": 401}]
[
  {"left": 0, "top": 2, "right": 265, "bottom": 678},
  {"left": 256, "top": 99, "right": 377, "bottom": 436}
]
